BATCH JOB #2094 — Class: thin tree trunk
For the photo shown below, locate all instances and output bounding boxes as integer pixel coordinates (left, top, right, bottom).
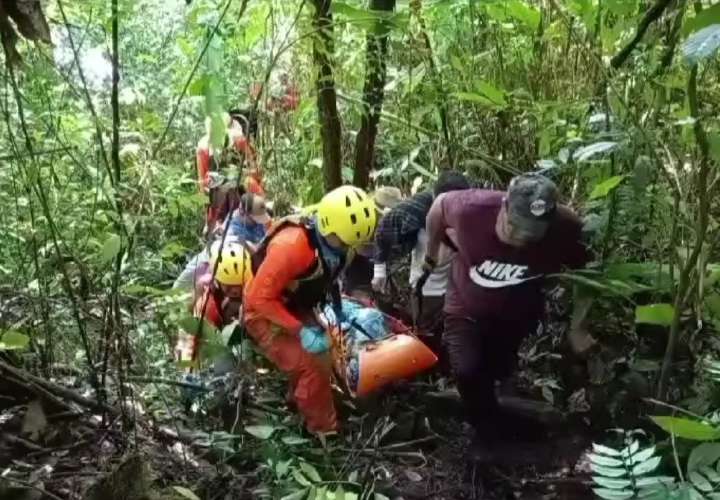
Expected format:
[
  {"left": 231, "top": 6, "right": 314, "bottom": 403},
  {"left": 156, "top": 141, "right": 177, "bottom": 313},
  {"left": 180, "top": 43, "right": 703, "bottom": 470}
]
[
  {"left": 353, "top": 0, "right": 395, "bottom": 189},
  {"left": 310, "top": 0, "right": 342, "bottom": 190}
]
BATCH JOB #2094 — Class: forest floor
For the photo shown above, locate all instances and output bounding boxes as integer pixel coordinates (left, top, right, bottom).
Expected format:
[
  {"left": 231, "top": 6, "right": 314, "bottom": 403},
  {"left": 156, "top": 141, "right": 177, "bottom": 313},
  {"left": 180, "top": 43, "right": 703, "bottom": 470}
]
[{"left": 0, "top": 289, "right": 630, "bottom": 499}]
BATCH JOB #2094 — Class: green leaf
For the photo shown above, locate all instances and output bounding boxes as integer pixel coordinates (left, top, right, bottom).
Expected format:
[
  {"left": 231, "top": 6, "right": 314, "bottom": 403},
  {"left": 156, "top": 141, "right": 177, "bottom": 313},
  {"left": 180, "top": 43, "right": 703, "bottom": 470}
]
[
  {"left": 635, "top": 304, "right": 676, "bottom": 327},
  {"left": 633, "top": 456, "right": 662, "bottom": 475},
  {"left": 208, "top": 112, "right": 227, "bottom": 151},
  {"left": 179, "top": 316, "right": 218, "bottom": 337},
  {"left": 590, "top": 175, "right": 626, "bottom": 200},
  {"left": 454, "top": 92, "right": 496, "bottom": 107},
  {"left": 593, "top": 477, "right": 632, "bottom": 489},
  {"left": 245, "top": 425, "right": 278, "bottom": 440},
  {"left": 593, "top": 488, "right": 634, "bottom": 500},
  {"left": 0, "top": 330, "right": 30, "bottom": 351},
  {"left": 688, "top": 443, "right": 720, "bottom": 473},
  {"left": 506, "top": 0, "right": 541, "bottom": 30},
  {"left": 281, "top": 489, "right": 309, "bottom": 500},
  {"left": 276, "top": 459, "right": 292, "bottom": 478},
  {"left": 588, "top": 453, "right": 625, "bottom": 467},
  {"left": 629, "top": 446, "right": 656, "bottom": 465},
  {"left": 282, "top": 435, "right": 311, "bottom": 446},
  {"left": 651, "top": 416, "right": 720, "bottom": 441},
  {"left": 591, "top": 464, "right": 628, "bottom": 478},
  {"left": 689, "top": 470, "right": 714, "bottom": 492},
  {"left": 634, "top": 476, "right": 676, "bottom": 488},
  {"left": 100, "top": 233, "right": 122, "bottom": 264},
  {"left": 593, "top": 443, "right": 623, "bottom": 456},
  {"left": 172, "top": 486, "right": 201, "bottom": 500},
  {"left": 334, "top": 486, "right": 345, "bottom": 500},
  {"left": 683, "top": 4, "right": 720, "bottom": 36},
  {"left": 606, "top": 0, "right": 637, "bottom": 16},
  {"left": 292, "top": 469, "right": 312, "bottom": 487},
  {"left": 299, "top": 461, "right": 322, "bottom": 483},
  {"left": 708, "top": 133, "right": 720, "bottom": 165},
  {"left": 476, "top": 81, "right": 507, "bottom": 106}
]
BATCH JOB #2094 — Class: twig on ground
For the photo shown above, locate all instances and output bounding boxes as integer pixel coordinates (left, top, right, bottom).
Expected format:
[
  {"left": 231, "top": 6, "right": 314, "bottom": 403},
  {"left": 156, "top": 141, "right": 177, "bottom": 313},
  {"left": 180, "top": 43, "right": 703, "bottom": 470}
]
[
  {"left": 1, "top": 433, "right": 47, "bottom": 452},
  {"left": 0, "top": 477, "right": 65, "bottom": 500}
]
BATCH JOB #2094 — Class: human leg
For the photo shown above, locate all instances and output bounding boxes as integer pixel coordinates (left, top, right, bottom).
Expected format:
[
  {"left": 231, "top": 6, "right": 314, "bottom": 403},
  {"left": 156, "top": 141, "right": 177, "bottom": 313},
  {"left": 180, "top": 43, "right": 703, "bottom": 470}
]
[{"left": 246, "top": 318, "right": 337, "bottom": 433}]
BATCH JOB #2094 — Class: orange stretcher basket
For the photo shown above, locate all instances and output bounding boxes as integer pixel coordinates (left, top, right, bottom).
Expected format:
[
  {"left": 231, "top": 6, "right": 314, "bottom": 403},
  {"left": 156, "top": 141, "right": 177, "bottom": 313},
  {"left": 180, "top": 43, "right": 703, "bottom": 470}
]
[{"left": 325, "top": 319, "right": 437, "bottom": 398}]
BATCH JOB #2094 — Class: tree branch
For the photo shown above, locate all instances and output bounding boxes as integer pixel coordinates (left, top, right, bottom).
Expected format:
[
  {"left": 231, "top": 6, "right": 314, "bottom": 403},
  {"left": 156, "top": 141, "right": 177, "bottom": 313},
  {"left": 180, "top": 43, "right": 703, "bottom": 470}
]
[{"left": 611, "top": 0, "right": 674, "bottom": 69}]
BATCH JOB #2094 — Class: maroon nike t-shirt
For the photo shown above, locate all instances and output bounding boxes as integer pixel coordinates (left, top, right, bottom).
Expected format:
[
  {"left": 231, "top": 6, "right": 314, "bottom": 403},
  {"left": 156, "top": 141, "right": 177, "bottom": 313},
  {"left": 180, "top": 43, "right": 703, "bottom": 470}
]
[{"left": 429, "top": 190, "right": 589, "bottom": 319}]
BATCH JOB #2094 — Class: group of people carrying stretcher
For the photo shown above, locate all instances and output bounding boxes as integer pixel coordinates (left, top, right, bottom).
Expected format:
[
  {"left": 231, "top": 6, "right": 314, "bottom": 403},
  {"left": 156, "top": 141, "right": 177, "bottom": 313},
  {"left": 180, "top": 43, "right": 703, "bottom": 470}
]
[{"left": 173, "top": 107, "right": 590, "bottom": 462}]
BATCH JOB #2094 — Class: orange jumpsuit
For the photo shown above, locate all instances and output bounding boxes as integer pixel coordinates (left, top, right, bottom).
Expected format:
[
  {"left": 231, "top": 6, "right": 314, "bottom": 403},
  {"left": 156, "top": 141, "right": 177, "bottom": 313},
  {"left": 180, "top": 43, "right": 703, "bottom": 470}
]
[{"left": 244, "top": 226, "right": 337, "bottom": 433}]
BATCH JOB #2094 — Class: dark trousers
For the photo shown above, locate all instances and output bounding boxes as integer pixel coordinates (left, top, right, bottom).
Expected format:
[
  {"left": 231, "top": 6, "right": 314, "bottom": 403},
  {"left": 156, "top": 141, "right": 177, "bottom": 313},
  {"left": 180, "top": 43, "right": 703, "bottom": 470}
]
[
  {"left": 443, "top": 314, "right": 537, "bottom": 438},
  {"left": 411, "top": 294, "right": 445, "bottom": 357}
]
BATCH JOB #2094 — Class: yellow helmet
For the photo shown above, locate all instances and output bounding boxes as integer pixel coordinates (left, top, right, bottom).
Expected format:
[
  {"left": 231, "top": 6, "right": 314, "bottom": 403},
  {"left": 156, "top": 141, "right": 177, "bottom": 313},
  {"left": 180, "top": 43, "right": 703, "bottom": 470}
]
[
  {"left": 316, "top": 186, "right": 377, "bottom": 247},
  {"left": 209, "top": 240, "right": 253, "bottom": 286}
]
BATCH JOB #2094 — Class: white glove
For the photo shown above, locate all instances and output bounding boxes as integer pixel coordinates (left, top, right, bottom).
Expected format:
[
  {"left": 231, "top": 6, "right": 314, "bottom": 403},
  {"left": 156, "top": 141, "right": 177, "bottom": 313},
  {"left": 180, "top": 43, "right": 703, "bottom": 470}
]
[{"left": 372, "top": 263, "right": 388, "bottom": 292}]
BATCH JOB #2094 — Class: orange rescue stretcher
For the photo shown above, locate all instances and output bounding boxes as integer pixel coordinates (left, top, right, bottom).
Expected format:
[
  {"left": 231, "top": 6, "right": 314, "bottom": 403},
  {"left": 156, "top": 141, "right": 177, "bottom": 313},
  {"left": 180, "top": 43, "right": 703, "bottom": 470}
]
[{"left": 318, "top": 308, "right": 438, "bottom": 397}]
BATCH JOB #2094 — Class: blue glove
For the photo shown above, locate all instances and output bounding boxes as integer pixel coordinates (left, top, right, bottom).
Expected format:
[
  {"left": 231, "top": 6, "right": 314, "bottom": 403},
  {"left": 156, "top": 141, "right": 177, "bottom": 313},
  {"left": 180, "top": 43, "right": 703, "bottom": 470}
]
[{"left": 299, "top": 325, "right": 330, "bottom": 354}]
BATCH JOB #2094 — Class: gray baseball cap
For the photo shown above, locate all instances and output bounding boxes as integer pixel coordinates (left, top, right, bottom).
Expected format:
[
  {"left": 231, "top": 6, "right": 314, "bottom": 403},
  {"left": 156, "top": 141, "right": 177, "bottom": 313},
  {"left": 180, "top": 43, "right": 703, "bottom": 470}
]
[{"left": 506, "top": 173, "right": 558, "bottom": 242}]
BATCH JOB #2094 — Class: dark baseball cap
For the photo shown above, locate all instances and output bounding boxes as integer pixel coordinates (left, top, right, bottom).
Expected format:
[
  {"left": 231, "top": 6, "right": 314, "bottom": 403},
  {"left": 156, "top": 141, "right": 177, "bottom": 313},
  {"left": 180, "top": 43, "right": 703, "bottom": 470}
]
[{"left": 506, "top": 173, "right": 558, "bottom": 242}]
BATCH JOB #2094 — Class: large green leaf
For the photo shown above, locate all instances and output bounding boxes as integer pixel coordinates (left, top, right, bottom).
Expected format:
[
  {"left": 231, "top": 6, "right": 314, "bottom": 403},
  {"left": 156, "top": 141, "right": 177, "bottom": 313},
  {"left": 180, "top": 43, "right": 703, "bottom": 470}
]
[
  {"left": 332, "top": 2, "right": 408, "bottom": 31},
  {"left": 651, "top": 416, "right": 720, "bottom": 441},
  {"left": 687, "top": 443, "right": 720, "bottom": 473},
  {"left": 590, "top": 175, "right": 626, "bottom": 200},
  {"left": 0, "top": 330, "right": 30, "bottom": 351},
  {"left": 682, "top": 24, "right": 720, "bottom": 64},
  {"left": 172, "top": 486, "right": 201, "bottom": 500},
  {"left": 683, "top": 4, "right": 720, "bottom": 36},
  {"left": 506, "top": 0, "right": 541, "bottom": 30},
  {"left": 635, "top": 304, "right": 675, "bottom": 327},
  {"left": 299, "top": 461, "right": 322, "bottom": 483},
  {"left": 100, "top": 233, "right": 122, "bottom": 264},
  {"left": 454, "top": 81, "right": 507, "bottom": 108}
]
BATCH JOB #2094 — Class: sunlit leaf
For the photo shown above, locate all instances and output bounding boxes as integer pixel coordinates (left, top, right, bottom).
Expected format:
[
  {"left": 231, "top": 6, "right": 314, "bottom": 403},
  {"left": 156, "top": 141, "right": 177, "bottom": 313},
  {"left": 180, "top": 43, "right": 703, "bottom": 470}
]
[
  {"left": 100, "top": 233, "right": 122, "bottom": 264},
  {"left": 506, "top": 0, "right": 541, "bottom": 30},
  {"left": 590, "top": 175, "right": 626, "bottom": 200},
  {"left": 635, "top": 304, "right": 675, "bottom": 327},
  {"left": 651, "top": 416, "right": 720, "bottom": 441},
  {"left": 0, "top": 330, "right": 30, "bottom": 351},
  {"left": 244, "top": 425, "right": 278, "bottom": 440},
  {"left": 282, "top": 435, "right": 310, "bottom": 446},
  {"left": 173, "top": 486, "right": 201, "bottom": 500}
]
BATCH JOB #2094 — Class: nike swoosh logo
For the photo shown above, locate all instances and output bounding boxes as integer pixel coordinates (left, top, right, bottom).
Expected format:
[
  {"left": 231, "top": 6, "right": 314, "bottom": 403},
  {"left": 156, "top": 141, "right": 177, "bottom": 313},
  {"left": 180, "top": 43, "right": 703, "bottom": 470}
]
[{"left": 469, "top": 267, "right": 541, "bottom": 288}]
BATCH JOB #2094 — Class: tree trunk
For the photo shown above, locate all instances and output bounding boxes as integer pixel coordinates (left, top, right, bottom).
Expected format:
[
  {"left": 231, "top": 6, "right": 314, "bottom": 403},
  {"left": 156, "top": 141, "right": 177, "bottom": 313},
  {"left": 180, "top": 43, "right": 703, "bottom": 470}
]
[
  {"left": 353, "top": 0, "right": 395, "bottom": 189},
  {"left": 310, "top": 0, "right": 342, "bottom": 191}
]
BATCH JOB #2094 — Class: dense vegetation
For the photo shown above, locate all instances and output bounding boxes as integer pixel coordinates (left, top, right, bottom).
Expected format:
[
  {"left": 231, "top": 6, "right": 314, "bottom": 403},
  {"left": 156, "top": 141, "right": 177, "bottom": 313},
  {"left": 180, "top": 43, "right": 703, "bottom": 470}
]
[{"left": 3, "top": 0, "right": 720, "bottom": 498}]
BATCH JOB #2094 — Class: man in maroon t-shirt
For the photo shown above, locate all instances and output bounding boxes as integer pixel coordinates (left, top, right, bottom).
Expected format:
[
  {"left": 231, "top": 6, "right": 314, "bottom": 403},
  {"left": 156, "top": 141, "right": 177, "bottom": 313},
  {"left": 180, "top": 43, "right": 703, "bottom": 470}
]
[{"left": 425, "top": 173, "right": 589, "bottom": 462}]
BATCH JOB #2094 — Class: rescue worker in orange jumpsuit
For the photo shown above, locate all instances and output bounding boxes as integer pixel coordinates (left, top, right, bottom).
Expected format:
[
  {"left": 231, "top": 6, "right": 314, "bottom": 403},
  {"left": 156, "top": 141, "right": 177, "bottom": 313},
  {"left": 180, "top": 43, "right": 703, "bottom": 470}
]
[{"left": 243, "top": 186, "right": 377, "bottom": 434}]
